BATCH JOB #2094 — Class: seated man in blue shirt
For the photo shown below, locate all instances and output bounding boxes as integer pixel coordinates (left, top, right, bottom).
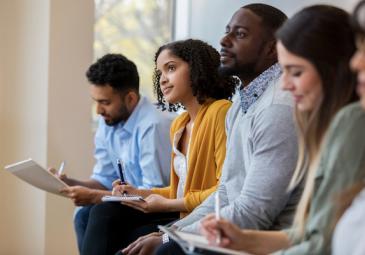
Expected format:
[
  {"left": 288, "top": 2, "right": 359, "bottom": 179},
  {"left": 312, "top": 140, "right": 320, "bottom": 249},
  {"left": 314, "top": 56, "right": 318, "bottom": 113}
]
[{"left": 55, "top": 53, "right": 173, "bottom": 252}]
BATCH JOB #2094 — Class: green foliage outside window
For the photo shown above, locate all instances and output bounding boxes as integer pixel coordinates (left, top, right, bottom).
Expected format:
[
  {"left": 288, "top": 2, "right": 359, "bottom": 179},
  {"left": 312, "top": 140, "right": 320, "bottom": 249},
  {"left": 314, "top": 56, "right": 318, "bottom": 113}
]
[{"left": 94, "top": 0, "right": 174, "bottom": 99}]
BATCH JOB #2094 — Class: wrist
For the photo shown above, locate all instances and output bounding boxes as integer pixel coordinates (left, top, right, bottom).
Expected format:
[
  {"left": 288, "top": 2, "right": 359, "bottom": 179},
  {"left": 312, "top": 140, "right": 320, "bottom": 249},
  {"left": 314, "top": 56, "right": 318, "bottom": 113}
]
[
  {"left": 241, "top": 229, "right": 255, "bottom": 251},
  {"left": 60, "top": 175, "right": 71, "bottom": 185},
  {"left": 162, "top": 233, "right": 169, "bottom": 244},
  {"left": 91, "top": 190, "right": 103, "bottom": 204},
  {"left": 166, "top": 198, "right": 176, "bottom": 212},
  {"left": 139, "top": 189, "right": 152, "bottom": 198}
]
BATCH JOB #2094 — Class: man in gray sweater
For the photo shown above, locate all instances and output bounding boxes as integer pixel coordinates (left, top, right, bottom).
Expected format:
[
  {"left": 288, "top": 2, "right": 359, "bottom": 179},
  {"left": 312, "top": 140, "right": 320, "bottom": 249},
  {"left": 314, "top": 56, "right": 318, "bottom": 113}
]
[{"left": 121, "top": 4, "right": 301, "bottom": 255}]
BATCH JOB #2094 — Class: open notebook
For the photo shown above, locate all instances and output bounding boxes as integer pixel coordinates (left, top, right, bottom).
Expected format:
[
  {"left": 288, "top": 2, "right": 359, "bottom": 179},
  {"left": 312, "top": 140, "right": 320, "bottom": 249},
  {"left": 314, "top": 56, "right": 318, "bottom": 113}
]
[
  {"left": 4, "top": 158, "right": 69, "bottom": 197},
  {"left": 158, "top": 225, "right": 252, "bottom": 255},
  {"left": 101, "top": 195, "right": 144, "bottom": 202}
]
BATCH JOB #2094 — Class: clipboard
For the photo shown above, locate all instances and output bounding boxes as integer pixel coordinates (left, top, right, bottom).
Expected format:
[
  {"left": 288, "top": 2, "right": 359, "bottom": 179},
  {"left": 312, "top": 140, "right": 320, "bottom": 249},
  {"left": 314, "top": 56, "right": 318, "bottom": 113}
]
[
  {"left": 4, "top": 158, "right": 69, "bottom": 197},
  {"left": 158, "top": 225, "right": 251, "bottom": 255}
]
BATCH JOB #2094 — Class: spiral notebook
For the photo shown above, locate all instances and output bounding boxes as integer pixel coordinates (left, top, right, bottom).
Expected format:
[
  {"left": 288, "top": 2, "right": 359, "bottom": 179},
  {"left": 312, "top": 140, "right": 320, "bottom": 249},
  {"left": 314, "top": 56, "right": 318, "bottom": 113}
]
[{"left": 101, "top": 195, "right": 145, "bottom": 202}]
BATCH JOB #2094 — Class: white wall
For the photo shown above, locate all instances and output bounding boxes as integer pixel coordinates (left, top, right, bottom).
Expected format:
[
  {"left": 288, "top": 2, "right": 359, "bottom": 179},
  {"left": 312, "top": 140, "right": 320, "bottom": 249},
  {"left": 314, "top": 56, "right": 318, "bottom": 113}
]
[
  {"left": 0, "top": 1, "right": 94, "bottom": 254},
  {"left": 0, "top": 1, "right": 49, "bottom": 254},
  {"left": 45, "top": 1, "right": 95, "bottom": 254},
  {"left": 175, "top": 0, "right": 360, "bottom": 48}
]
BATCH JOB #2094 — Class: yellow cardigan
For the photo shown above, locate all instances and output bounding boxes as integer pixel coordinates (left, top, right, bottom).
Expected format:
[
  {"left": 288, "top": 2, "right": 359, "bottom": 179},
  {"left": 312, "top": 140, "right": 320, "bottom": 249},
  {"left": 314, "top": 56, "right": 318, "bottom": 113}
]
[{"left": 152, "top": 99, "right": 231, "bottom": 217}]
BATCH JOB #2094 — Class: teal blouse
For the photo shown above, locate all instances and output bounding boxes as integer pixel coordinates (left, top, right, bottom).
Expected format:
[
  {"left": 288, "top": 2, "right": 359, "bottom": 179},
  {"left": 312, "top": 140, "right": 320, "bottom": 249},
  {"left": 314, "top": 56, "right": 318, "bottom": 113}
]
[{"left": 275, "top": 102, "right": 365, "bottom": 255}]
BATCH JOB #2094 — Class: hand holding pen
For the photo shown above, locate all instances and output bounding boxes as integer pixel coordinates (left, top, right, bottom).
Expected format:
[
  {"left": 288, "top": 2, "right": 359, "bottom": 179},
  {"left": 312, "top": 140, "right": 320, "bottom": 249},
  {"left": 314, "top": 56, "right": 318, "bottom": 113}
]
[
  {"left": 200, "top": 214, "right": 247, "bottom": 250},
  {"left": 48, "top": 161, "right": 67, "bottom": 181},
  {"left": 112, "top": 182, "right": 138, "bottom": 196},
  {"left": 112, "top": 160, "right": 131, "bottom": 196}
]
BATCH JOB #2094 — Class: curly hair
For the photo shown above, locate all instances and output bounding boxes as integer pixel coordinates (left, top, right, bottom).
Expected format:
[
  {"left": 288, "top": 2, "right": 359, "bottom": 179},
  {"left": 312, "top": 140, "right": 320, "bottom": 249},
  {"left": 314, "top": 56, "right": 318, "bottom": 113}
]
[
  {"left": 86, "top": 53, "right": 139, "bottom": 92},
  {"left": 153, "top": 39, "right": 238, "bottom": 111}
]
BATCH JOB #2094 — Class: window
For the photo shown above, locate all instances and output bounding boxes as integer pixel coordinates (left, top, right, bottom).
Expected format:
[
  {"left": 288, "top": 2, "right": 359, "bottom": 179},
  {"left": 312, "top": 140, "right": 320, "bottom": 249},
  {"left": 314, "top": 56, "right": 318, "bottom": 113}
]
[{"left": 94, "top": 0, "right": 174, "bottom": 100}]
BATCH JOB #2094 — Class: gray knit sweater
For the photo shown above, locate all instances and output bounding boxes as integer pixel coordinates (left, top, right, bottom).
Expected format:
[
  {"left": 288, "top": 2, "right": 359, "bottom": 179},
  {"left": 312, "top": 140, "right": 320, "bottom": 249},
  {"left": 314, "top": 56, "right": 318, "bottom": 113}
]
[{"left": 175, "top": 67, "right": 302, "bottom": 233}]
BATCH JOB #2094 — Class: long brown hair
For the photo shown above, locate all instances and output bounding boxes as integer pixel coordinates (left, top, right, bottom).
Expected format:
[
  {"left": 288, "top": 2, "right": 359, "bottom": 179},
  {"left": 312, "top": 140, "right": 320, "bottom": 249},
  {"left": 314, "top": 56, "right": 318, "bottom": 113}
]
[{"left": 276, "top": 5, "right": 358, "bottom": 237}]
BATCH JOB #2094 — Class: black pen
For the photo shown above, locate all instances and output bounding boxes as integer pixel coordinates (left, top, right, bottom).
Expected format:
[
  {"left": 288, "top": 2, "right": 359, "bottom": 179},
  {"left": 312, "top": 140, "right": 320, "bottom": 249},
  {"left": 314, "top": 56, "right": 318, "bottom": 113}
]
[{"left": 117, "top": 159, "right": 126, "bottom": 184}]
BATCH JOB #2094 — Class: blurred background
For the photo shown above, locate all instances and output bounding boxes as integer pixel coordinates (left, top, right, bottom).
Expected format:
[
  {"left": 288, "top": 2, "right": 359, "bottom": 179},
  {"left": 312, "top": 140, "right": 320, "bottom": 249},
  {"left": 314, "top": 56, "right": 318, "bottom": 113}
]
[{"left": 0, "top": 0, "right": 358, "bottom": 254}]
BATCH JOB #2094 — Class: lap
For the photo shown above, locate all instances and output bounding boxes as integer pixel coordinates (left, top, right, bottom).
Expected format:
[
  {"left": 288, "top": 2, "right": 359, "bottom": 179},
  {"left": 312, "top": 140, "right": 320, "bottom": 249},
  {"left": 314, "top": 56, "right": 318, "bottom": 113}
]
[
  {"left": 155, "top": 240, "right": 186, "bottom": 255},
  {"left": 88, "top": 202, "right": 178, "bottom": 227},
  {"left": 82, "top": 202, "right": 179, "bottom": 255}
]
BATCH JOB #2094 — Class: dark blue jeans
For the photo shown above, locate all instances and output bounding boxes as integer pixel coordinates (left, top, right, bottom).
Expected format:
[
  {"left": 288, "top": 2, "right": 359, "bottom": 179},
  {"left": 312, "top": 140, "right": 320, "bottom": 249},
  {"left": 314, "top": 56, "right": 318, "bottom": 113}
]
[{"left": 74, "top": 205, "right": 93, "bottom": 254}]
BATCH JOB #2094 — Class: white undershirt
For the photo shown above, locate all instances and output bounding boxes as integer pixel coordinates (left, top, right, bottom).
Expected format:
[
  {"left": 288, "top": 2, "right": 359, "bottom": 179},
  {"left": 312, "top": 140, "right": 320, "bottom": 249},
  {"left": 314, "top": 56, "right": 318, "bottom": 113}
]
[{"left": 172, "top": 124, "right": 194, "bottom": 199}]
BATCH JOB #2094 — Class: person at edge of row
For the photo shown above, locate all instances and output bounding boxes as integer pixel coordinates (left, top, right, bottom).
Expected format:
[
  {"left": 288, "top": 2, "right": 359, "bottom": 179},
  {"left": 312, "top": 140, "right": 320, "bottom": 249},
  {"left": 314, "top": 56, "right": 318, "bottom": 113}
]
[
  {"left": 81, "top": 39, "right": 238, "bottom": 255},
  {"left": 49, "top": 53, "right": 174, "bottom": 253},
  {"left": 123, "top": 4, "right": 302, "bottom": 255},
  {"left": 332, "top": 1, "right": 365, "bottom": 254},
  {"left": 201, "top": 5, "right": 363, "bottom": 255}
]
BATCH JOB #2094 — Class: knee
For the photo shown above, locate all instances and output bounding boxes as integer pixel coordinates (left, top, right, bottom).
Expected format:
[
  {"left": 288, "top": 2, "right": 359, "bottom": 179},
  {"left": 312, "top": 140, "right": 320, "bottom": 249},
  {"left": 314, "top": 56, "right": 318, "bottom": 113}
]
[
  {"left": 74, "top": 206, "right": 93, "bottom": 227},
  {"left": 88, "top": 202, "right": 124, "bottom": 221}
]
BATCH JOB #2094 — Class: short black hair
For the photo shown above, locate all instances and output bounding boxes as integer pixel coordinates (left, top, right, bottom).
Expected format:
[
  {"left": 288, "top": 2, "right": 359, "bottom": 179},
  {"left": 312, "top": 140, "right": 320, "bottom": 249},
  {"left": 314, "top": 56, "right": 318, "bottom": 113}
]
[
  {"left": 86, "top": 53, "right": 139, "bottom": 92},
  {"left": 242, "top": 3, "right": 287, "bottom": 37},
  {"left": 153, "top": 39, "right": 238, "bottom": 111}
]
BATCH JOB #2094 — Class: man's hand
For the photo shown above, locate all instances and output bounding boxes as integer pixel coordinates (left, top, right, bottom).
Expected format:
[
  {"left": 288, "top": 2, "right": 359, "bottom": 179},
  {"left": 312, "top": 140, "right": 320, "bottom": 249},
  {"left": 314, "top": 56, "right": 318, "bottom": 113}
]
[
  {"left": 60, "top": 186, "right": 100, "bottom": 206},
  {"left": 48, "top": 167, "right": 69, "bottom": 185},
  {"left": 122, "top": 232, "right": 162, "bottom": 255},
  {"left": 121, "top": 194, "right": 171, "bottom": 213}
]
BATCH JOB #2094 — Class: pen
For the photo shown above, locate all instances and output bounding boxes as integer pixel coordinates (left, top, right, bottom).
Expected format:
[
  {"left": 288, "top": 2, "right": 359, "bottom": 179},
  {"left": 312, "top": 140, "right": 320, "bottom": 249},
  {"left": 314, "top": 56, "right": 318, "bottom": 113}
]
[
  {"left": 117, "top": 159, "right": 126, "bottom": 184},
  {"left": 58, "top": 161, "right": 65, "bottom": 176},
  {"left": 117, "top": 160, "right": 127, "bottom": 196},
  {"left": 215, "top": 192, "right": 221, "bottom": 244}
]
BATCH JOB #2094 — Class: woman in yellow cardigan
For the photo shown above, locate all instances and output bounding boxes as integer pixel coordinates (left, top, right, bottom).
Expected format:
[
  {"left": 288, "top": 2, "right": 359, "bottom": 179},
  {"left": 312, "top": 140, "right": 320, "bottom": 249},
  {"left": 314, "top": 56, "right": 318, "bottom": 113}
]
[
  {"left": 81, "top": 39, "right": 238, "bottom": 255},
  {"left": 115, "top": 39, "right": 237, "bottom": 215}
]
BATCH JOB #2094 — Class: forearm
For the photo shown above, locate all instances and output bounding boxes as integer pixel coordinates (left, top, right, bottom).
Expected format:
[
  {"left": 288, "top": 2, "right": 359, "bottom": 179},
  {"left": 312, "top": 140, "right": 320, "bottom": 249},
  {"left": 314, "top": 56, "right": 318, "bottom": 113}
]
[
  {"left": 63, "top": 177, "right": 107, "bottom": 190},
  {"left": 90, "top": 189, "right": 113, "bottom": 203},
  {"left": 243, "top": 230, "right": 290, "bottom": 255},
  {"left": 165, "top": 198, "right": 187, "bottom": 212},
  {"left": 136, "top": 189, "right": 153, "bottom": 198}
]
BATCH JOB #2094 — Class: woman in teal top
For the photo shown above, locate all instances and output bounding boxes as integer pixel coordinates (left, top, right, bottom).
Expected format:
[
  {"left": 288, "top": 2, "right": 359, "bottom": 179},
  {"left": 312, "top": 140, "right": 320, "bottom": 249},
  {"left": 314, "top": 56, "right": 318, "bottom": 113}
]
[{"left": 200, "top": 5, "right": 362, "bottom": 255}]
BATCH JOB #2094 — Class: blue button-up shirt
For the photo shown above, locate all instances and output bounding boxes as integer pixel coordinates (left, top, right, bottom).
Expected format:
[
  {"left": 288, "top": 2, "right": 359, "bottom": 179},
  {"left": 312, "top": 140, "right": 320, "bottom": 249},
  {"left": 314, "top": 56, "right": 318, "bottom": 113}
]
[{"left": 90, "top": 97, "right": 175, "bottom": 190}]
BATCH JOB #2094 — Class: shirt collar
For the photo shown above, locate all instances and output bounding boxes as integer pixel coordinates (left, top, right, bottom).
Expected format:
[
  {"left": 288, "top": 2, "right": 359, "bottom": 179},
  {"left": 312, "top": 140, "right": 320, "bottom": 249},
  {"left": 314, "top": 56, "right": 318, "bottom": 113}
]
[
  {"left": 239, "top": 63, "right": 282, "bottom": 114},
  {"left": 120, "top": 96, "right": 146, "bottom": 134}
]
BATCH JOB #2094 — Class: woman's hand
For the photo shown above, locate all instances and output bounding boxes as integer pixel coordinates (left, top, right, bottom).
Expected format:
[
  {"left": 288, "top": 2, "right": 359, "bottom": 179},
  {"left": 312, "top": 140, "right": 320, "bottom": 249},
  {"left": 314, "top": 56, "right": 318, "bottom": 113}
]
[
  {"left": 112, "top": 181, "right": 139, "bottom": 196},
  {"left": 121, "top": 194, "right": 172, "bottom": 213},
  {"left": 200, "top": 214, "right": 247, "bottom": 250}
]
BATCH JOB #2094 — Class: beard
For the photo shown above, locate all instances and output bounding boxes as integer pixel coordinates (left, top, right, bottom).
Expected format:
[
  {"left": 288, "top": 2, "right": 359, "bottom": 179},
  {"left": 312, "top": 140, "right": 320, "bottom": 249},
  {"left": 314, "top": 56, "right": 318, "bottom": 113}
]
[
  {"left": 219, "top": 60, "right": 258, "bottom": 84},
  {"left": 103, "top": 104, "right": 130, "bottom": 126}
]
